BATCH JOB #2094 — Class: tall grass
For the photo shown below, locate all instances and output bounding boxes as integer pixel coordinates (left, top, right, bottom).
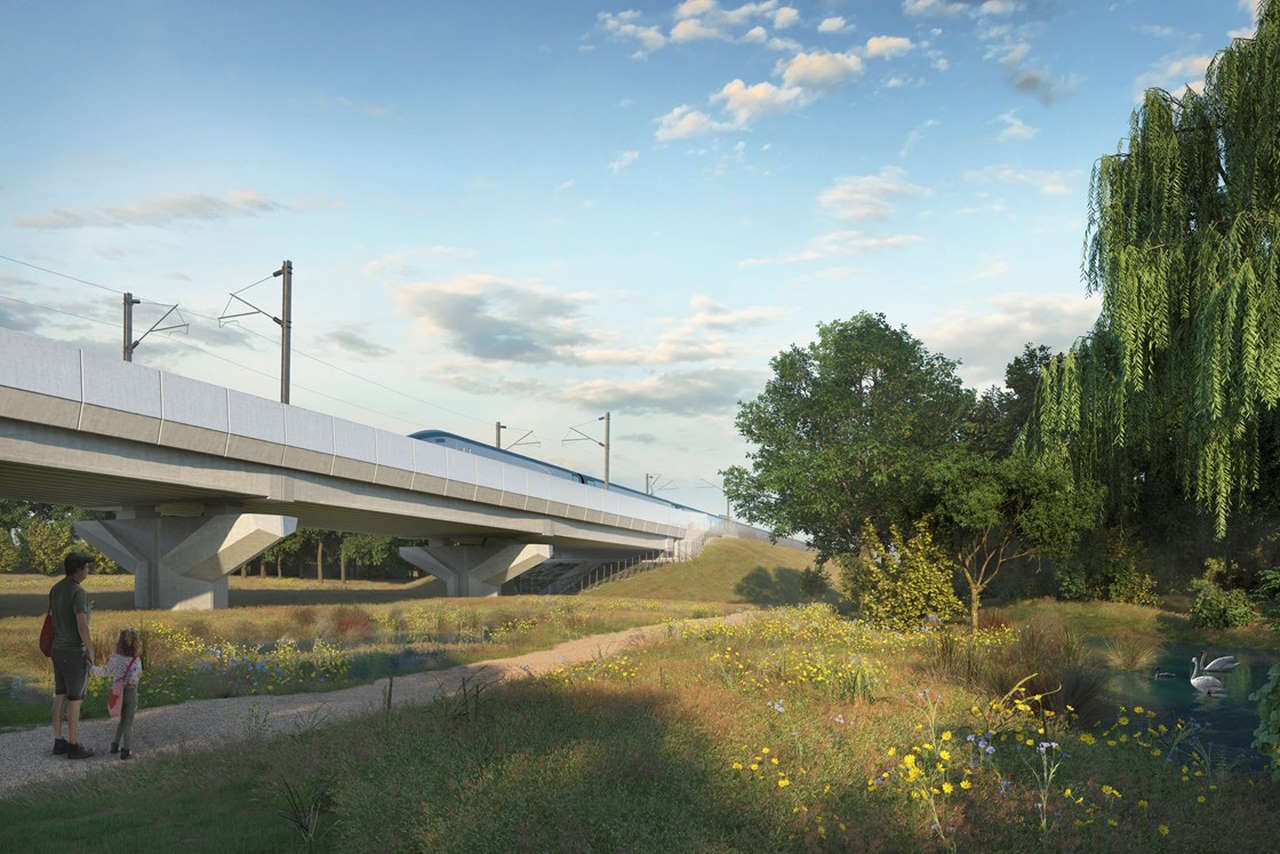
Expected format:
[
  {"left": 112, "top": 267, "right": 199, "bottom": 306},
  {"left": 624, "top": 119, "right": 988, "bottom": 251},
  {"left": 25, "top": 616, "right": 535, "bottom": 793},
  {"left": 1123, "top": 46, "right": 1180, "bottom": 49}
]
[
  {"left": 1103, "top": 631, "right": 1163, "bottom": 671},
  {"left": 926, "top": 616, "right": 1110, "bottom": 724}
]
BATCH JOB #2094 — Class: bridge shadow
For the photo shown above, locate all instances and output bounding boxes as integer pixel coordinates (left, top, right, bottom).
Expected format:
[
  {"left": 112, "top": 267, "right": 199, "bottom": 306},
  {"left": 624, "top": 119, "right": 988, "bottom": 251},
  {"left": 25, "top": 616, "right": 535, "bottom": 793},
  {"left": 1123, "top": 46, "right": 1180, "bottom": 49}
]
[
  {"left": 318, "top": 683, "right": 828, "bottom": 852},
  {"left": 732, "top": 565, "right": 811, "bottom": 606}
]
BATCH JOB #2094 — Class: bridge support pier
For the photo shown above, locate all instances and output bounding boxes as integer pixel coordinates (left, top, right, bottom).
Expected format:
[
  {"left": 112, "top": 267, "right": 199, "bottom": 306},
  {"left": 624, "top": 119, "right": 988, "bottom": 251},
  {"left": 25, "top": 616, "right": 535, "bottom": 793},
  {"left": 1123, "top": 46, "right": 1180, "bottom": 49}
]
[
  {"left": 75, "top": 512, "right": 297, "bottom": 610},
  {"left": 399, "top": 541, "right": 551, "bottom": 597}
]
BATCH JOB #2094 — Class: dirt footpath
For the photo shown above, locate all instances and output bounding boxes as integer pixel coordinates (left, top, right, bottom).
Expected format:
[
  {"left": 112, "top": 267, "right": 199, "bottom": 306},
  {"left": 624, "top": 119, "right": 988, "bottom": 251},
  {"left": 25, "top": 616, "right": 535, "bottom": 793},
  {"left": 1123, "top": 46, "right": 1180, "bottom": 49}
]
[{"left": 0, "top": 610, "right": 753, "bottom": 797}]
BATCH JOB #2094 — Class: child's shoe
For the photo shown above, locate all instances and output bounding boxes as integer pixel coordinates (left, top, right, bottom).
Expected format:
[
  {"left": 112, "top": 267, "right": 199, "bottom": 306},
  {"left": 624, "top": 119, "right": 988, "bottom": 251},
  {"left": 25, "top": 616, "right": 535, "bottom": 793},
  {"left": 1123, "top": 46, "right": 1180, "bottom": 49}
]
[
  {"left": 110, "top": 742, "right": 119, "bottom": 754},
  {"left": 119, "top": 750, "right": 133, "bottom": 761},
  {"left": 52, "top": 737, "right": 68, "bottom": 755}
]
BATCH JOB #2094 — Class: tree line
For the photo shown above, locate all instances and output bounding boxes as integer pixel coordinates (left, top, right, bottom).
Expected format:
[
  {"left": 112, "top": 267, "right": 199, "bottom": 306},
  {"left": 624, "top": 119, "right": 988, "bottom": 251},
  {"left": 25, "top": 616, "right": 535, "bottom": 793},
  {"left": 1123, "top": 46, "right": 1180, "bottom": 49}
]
[{"left": 726, "top": 6, "right": 1280, "bottom": 630}]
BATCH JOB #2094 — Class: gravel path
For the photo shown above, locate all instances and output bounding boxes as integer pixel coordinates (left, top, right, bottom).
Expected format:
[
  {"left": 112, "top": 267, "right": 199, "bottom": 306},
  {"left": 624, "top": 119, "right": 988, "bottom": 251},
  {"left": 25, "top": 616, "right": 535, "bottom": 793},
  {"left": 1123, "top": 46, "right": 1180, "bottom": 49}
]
[{"left": 0, "top": 610, "right": 752, "bottom": 797}]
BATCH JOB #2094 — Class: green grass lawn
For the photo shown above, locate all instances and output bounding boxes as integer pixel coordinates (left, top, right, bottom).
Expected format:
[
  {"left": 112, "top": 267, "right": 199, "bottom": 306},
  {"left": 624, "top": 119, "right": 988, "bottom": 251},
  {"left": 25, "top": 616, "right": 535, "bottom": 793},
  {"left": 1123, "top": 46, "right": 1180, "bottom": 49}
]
[
  {"left": 5, "top": 602, "right": 1278, "bottom": 853},
  {"left": 584, "top": 538, "right": 819, "bottom": 604}
]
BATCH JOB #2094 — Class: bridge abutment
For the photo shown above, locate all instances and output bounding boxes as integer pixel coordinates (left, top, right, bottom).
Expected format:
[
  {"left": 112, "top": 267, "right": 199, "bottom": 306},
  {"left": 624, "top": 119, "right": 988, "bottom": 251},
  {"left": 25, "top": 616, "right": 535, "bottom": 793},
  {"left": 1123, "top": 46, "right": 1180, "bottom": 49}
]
[
  {"left": 75, "top": 512, "right": 297, "bottom": 610},
  {"left": 399, "top": 541, "right": 551, "bottom": 596}
]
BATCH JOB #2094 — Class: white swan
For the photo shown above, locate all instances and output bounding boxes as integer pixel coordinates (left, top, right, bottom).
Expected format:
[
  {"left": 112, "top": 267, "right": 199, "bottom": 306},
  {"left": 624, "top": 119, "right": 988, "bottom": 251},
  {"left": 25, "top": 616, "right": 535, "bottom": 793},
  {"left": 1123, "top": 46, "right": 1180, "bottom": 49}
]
[
  {"left": 1198, "top": 652, "right": 1239, "bottom": 674},
  {"left": 1190, "top": 658, "right": 1224, "bottom": 695}
]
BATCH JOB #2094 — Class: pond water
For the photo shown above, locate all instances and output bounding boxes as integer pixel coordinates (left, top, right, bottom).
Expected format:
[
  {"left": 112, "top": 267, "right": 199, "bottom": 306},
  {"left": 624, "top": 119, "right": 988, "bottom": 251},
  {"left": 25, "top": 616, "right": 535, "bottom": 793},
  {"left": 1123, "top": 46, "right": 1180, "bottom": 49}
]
[{"left": 1106, "top": 642, "right": 1277, "bottom": 763}]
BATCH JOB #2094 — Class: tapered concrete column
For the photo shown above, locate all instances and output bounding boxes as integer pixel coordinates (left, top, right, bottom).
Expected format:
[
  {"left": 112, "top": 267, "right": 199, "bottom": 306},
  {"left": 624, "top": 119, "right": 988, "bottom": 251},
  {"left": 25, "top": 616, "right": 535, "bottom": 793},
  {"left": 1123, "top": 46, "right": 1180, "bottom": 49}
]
[
  {"left": 399, "top": 541, "right": 551, "bottom": 597},
  {"left": 76, "top": 513, "right": 297, "bottom": 610}
]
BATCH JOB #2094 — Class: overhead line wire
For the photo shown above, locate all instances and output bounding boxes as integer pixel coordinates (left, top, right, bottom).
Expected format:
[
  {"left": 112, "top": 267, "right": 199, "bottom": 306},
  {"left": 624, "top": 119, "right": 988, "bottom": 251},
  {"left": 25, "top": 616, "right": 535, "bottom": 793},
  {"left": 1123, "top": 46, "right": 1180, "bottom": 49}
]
[{"left": 0, "top": 254, "right": 124, "bottom": 295}]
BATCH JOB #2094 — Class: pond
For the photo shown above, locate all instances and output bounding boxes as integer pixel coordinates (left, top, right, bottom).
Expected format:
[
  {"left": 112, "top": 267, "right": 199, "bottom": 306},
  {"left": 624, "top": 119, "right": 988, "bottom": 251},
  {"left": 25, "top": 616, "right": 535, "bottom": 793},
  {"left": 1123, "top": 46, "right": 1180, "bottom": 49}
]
[{"left": 1107, "top": 642, "right": 1277, "bottom": 763}]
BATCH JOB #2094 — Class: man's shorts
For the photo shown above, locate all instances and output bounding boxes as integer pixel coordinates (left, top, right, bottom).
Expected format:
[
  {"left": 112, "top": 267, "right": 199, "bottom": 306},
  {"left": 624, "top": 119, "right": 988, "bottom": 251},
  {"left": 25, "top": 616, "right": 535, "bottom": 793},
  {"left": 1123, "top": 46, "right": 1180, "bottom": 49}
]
[{"left": 51, "top": 649, "right": 88, "bottom": 701}]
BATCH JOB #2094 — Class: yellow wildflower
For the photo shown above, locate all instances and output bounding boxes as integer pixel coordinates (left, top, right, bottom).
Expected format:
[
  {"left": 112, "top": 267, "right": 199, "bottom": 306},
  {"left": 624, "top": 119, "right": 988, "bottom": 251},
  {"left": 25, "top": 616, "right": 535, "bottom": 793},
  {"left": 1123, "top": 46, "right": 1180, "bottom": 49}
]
[
  {"left": 960, "top": 779, "right": 972, "bottom": 790},
  {"left": 778, "top": 778, "right": 790, "bottom": 789},
  {"left": 939, "top": 750, "right": 951, "bottom": 761},
  {"left": 942, "top": 782, "right": 954, "bottom": 794},
  {"left": 1197, "top": 795, "right": 1206, "bottom": 804},
  {"left": 1159, "top": 825, "right": 1169, "bottom": 836},
  {"left": 1138, "top": 800, "right": 1148, "bottom": 809},
  {"left": 941, "top": 731, "right": 952, "bottom": 741},
  {"left": 887, "top": 747, "right": 896, "bottom": 757},
  {"left": 732, "top": 762, "right": 743, "bottom": 770}
]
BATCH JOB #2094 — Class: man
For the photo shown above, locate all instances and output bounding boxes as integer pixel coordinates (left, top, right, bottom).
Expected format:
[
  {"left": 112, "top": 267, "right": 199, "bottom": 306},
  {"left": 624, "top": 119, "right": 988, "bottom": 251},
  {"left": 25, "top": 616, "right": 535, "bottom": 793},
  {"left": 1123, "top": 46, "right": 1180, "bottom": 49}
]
[{"left": 50, "top": 552, "right": 95, "bottom": 759}]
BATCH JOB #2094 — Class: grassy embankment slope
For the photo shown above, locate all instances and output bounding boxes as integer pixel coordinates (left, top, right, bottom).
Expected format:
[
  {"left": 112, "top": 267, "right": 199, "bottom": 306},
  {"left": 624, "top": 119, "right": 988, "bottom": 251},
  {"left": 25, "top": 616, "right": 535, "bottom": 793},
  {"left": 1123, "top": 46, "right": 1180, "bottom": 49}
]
[{"left": 584, "top": 537, "right": 820, "bottom": 603}]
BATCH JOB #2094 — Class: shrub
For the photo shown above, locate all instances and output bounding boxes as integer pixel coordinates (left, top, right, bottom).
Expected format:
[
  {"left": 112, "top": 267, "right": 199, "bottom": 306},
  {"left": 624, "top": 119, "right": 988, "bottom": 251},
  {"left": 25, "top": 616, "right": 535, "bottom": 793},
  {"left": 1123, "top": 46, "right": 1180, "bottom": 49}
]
[
  {"left": 838, "top": 519, "right": 963, "bottom": 631},
  {"left": 1053, "top": 564, "right": 1088, "bottom": 601},
  {"left": 798, "top": 566, "right": 829, "bottom": 600},
  {"left": 1189, "top": 560, "right": 1258, "bottom": 629},
  {"left": 1251, "top": 664, "right": 1280, "bottom": 780},
  {"left": 1108, "top": 567, "right": 1161, "bottom": 607}
]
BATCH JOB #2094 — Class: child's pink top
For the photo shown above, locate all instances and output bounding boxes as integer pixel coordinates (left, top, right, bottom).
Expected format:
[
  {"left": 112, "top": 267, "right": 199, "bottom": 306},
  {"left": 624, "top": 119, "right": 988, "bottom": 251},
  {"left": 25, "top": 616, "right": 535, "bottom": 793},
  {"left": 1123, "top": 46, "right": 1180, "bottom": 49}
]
[{"left": 91, "top": 653, "right": 142, "bottom": 686}]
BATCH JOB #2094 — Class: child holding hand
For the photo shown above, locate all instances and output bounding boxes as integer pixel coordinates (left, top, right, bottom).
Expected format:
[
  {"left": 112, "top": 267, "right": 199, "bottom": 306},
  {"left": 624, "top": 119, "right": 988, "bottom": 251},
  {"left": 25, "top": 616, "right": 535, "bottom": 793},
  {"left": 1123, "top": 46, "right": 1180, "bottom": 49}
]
[{"left": 92, "top": 628, "right": 142, "bottom": 760}]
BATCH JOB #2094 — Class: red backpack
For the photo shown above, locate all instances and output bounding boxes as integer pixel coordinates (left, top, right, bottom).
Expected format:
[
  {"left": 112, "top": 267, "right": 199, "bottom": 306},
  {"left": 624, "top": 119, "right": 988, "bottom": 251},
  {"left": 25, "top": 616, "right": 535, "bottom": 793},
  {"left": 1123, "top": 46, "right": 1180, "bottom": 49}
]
[{"left": 39, "top": 592, "right": 53, "bottom": 657}]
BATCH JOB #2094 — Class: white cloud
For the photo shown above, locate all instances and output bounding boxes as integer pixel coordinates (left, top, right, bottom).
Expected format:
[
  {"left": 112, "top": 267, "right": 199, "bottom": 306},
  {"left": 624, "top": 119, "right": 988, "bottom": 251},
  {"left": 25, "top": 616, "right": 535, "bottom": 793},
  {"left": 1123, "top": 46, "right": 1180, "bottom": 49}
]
[
  {"left": 742, "top": 25, "right": 767, "bottom": 42},
  {"left": 740, "top": 229, "right": 925, "bottom": 266},
  {"left": 996, "top": 110, "right": 1037, "bottom": 141},
  {"left": 865, "top": 36, "right": 914, "bottom": 58},
  {"left": 672, "top": 17, "right": 725, "bottom": 42},
  {"left": 968, "top": 258, "right": 1010, "bottom": 280},
  {"left": 710, "top": 78, "right": 808, "bottom": 125},
  {"left": 556, "top": 179, "right": 575, "bottom": 192},
  {"left": 1133, "top": 54, "right": 1213, "bottom": 100},
  {"left": 817, "top": 16, "right": 851, "bottom": 33},
  {"left": 675, "top": 0, "right": 718, "bottom": 17},
  {"left": 14, "top": 190, "right": 304, "bottom": 230},
  {"left": 775, "top": 50, "right": 863, "bottom": 88},
  {"left": 578, "top": 294, "right": 781, "bottom": 365},
  {"left": 978, "top": 0, "right": 1018, "bottom": 15},
  {"left": 818, "top": 166, "right": 929, "bottom": 221},
  {"left": 1133, "top": 23, "right": 1178, "bottom": 39},
  {"left": 964, "top": 165, "right": 1080, "bottom": 196},
  {"left": 653, "top": 104, "right": 734, "bottom": 141},
  {"left": 598, "top": 10, "right": 667, "bottom": 56},
  {"left": 899, "top": 118, "right": 941, "bottom": 157},
  {"left": 903, "top": 0, "right": 968, "bottom": 16},
  {"left": 919, "top": 291, "right": 1102, "bottom": 389},
  {"left": 773, "top": 7, "right": 799, "bottom": 29},
  {"left": 364, "top": 246, "right": 476, "bottom": 277},
  {"left": 394, "top": 274, "right": 591, "bottom": 363},
  {"left": 561, "top": 368, "right": 761, "bottom": 415},
  {"left": 609, "top": 150, "right": 640, "bottom": 174}
]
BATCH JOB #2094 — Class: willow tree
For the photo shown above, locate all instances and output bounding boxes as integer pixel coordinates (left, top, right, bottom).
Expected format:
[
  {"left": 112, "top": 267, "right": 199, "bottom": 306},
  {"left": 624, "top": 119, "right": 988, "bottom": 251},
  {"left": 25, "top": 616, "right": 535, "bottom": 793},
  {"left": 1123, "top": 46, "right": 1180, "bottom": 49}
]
[{"left": 1034, "top": 2, "right": 1280, "bottom": 536}]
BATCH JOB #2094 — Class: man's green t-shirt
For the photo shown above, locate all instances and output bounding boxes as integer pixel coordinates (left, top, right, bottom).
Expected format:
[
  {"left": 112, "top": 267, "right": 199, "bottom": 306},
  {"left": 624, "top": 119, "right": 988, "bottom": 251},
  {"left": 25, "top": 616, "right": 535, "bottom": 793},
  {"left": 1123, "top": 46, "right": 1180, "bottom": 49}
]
[{"left": 49, "top": 576, "right": 87, "bottom": 652}]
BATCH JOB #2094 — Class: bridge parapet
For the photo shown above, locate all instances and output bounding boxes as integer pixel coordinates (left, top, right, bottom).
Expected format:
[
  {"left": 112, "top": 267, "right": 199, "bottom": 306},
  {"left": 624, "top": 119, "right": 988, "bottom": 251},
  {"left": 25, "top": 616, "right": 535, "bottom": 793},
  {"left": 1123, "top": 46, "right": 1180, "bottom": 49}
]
[{"left": 0, "top": 328, "right": 698, "bottom": 540}]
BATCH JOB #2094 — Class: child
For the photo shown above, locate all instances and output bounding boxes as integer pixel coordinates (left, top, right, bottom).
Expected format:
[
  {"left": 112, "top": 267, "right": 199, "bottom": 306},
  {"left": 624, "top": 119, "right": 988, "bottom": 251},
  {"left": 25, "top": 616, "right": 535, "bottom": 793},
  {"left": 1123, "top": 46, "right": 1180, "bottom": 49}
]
[{"left": 91, "top": 628, "right": 142, "bottom": 760}]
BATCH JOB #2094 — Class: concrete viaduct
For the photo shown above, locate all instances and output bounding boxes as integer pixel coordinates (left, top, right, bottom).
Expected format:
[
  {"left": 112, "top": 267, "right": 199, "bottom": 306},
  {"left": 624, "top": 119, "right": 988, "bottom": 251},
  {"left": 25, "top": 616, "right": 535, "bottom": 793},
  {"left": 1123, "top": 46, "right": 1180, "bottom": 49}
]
[{"left": 0, "top": 328, "right": 740, "bottom": 609}]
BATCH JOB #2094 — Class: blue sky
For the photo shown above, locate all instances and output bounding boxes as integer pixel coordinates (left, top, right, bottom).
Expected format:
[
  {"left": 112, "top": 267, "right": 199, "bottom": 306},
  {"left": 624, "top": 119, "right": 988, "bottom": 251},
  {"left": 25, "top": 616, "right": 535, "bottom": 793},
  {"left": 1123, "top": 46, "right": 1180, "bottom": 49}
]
[{"left": 0, "top": 1, "right": 1260, "bottom": 513}]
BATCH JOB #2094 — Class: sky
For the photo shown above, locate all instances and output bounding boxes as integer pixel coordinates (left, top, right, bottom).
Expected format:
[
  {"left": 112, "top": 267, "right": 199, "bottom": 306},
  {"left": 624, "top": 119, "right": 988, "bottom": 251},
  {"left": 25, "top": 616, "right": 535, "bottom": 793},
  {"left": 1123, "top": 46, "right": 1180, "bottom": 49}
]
[{"left": 0, "top": 0, "right": 1262, "bottom": 514}]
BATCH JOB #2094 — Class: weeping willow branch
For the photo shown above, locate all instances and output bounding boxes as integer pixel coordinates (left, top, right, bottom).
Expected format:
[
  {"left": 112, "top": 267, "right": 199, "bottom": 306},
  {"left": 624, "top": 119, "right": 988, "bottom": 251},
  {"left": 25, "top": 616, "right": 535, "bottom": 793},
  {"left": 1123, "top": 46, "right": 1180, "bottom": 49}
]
[{"left": 1031, "top": 0, "right": 1280, "bottom": 537}]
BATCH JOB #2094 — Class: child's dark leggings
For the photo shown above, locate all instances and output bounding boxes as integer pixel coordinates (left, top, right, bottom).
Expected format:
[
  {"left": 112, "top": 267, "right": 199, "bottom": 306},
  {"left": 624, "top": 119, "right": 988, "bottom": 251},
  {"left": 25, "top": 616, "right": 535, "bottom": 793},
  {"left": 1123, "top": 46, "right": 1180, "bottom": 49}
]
[{"left": 114, "top": 685, "right": 137, "bottom": 751}]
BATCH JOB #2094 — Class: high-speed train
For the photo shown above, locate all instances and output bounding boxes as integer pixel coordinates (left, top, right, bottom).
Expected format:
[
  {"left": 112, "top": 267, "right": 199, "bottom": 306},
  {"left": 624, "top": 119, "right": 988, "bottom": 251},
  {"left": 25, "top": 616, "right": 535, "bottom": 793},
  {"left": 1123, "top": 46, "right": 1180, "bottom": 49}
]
[{"left": 409, "top": 429, "right": 709, "bottom": 515}]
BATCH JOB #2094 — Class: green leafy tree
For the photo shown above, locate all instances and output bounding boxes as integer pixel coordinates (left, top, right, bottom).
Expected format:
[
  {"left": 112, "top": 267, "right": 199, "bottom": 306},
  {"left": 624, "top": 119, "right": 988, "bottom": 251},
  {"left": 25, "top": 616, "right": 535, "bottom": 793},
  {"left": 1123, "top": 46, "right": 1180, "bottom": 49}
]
[
  {"left": 928, "top": 452, "right": 1102, "bottom": 630},
  {"left": 723, "top": 313, "right": 972, "bottom": 562},
  {"left": 969, "top": 343, "right": 1054, "bottom": 458},
  {"left": 22, "top": 516, "right": 76, "bottom": 575},
  {"left": 1033, "top": 3, "right": 1280, "bottom": 537},
  {"left": 838, "top": 519, "right": 963, "bottom": 631}
]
